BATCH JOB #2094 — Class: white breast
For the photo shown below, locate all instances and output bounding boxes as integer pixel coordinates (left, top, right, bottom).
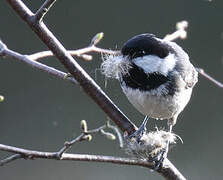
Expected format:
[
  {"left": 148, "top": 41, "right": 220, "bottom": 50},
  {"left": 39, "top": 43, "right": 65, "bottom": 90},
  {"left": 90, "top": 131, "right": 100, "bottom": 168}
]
[{"left": 121, "top": 84, "right": 192, "bottom": 120}]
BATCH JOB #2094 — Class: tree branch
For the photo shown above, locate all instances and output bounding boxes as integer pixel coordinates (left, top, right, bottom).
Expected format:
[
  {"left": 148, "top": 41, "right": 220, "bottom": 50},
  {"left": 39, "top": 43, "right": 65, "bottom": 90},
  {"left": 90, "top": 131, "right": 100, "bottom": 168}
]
[
  {"left": 56, "top": 120, "right": 119, "bottom": 157},
  {"left": 196, "top": 68, "right": 223, "bottom": 88},
  {"left": 27, "top": 32, "right": 119, "bottom": 61},
  {"left": 0, "top": 119, "right": 185, "bottom": 179},
  {"left": 6, "top": 0, "right": 137, "bottom": 135},
  {"left": 163, "top": 21, "right": 223, "bottom": 89},
  {"left": 0, "top": 143, "right": 185, "bottom": 180},
  {"left": 0, "top": 154, "right": 22, "bottom": 166},
  {"left": 35, "top": 0, "right": 56, "bottom": 21},
  {"left": 0, "top": 41, "right": 77, "bottom": 84},
  {"left": 28, "top": 44, "right": 120, "bottom": 61},
  {"left": 164, "top": 21, "right": 188, "bottom": 41}
]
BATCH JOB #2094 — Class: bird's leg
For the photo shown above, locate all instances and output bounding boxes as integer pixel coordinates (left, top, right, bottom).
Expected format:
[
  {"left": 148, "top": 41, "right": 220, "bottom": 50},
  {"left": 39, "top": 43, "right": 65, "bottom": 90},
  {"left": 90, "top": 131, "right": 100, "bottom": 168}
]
[
  {"left": 137, "top": 115, "right": 149, "bottom": 135},
  {"left": 154, "top": 122, "right": 173, "bottom": 170},
  {"left": 129, "top": 116, "right": 149, "bottom": 142},
  {"left": 164, "top": 123, "right": 173, "bottom": 157}
]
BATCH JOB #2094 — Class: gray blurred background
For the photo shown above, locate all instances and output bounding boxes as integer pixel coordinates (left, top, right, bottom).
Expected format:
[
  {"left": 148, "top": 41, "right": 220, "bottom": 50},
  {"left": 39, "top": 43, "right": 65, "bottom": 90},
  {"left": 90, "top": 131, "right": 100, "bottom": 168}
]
[{"left": 0, "top": 0, "right": 223, "bottom": 179}]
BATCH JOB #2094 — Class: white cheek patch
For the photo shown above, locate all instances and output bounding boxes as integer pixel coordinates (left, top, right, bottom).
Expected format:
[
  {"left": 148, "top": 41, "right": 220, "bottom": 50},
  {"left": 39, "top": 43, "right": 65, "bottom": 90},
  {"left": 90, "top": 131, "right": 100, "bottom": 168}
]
[{"left": 132, "top": 53, "right": 176, "bottom": 76}]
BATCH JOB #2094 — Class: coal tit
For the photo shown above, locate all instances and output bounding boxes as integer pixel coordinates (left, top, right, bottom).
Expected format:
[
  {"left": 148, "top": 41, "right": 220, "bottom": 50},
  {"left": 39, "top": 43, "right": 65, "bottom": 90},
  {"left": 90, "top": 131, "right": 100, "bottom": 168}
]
[
  {"left": 102, "top": 33, "right": 198, "bottom": 137},
  {"left": 120, "top": 33, "right": 198, "bottom": 135}
]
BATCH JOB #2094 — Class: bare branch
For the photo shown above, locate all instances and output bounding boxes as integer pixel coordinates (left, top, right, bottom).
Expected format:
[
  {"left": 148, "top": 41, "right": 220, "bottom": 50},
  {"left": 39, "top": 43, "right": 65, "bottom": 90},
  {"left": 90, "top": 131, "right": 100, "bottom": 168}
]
[
  {"left": 163, "top": 21, "right": 223, "bottom": 90},
  {"left": 6, "top": 0, "right": 137, "bottom": 135},
  {"left": 57, "top": 120, "right": 118, "bottom": 157},
  {"left": 0, "top": 143, "right": 185, "bottom": 180},
  {"left": 164, "top": 21, "right": 188, "bottom": 41},
  {"left": 57, "top": 134, "right": 86, "bottom": 157},
  {"left": 196, "top": 68, "right": 223, "bottom": 88},
  {"left": 0, "top": 40, "right": 77, "bottom": 84},
  {"left": 35, "top": 0, "right": 56, "bottom": 21},
  {"left": 28, "top": 32, "right": 119, "bottom": 61},
  {"left": 0, "top": 154, "right": 22, "bottom": 166},
  {"left": 72, "top": 46, "right": 120, "bottom": 56},
  {"left": 106, "top": 121, "right": 124, "bottom": 148},
  {"left": 29, "top": 50, "right": 92, "bottom": 61},
  {"left": 28, "top": 46, "right": 119, "bottom": 61}
]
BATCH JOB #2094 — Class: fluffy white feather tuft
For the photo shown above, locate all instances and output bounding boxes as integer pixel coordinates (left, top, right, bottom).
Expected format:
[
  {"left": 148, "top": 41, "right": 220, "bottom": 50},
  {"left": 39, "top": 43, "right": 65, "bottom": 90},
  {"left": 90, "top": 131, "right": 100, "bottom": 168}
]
[
  {"left": 124, "top": 130, "right": 179, "bottom": 161},
  {"left": 101, "top": 54, "right": 131, "bottom": 79}
]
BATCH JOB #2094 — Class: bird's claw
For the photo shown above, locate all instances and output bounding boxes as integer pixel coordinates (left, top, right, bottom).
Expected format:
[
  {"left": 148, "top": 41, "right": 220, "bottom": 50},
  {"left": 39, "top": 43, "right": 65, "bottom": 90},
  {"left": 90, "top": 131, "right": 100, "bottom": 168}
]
[
  {"left": 153, "top": 124, "right": 172, "bottom": 170},
  {"left": 129, "top": 116, "right": 149, "bottom": 142},
  {"left": 128, "top": 130, "right": 145, "bottom": 143},
  {"left": 153, "top": 148, "right": 167, "bottom": 170}
]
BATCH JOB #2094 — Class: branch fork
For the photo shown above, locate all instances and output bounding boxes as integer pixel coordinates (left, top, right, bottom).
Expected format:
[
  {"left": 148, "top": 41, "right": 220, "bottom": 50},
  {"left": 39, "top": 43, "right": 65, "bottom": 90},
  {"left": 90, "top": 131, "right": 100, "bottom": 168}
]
[
  {"left": 56, "top": 120, "right": 122, "bottom": 158},
  {"left": 35, "top": 0, "right": 56, "bottom": 21}
]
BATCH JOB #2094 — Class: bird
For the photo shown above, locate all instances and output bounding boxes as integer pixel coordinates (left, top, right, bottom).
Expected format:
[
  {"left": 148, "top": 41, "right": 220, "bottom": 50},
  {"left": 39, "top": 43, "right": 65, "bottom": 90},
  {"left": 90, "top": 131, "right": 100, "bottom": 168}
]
[
  {"left": 111, "top": 33, "right": 198, "bottom": 165},
  {"left": 101, "top": 33, "right": 198, "bottom": 166}
]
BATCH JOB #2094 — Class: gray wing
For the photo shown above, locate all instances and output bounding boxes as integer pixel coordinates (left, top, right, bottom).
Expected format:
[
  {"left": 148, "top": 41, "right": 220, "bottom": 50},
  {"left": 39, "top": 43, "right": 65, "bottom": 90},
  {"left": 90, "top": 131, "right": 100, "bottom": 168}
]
[{"left": 166, "top": 41, "right": 198, "bottom": 89}]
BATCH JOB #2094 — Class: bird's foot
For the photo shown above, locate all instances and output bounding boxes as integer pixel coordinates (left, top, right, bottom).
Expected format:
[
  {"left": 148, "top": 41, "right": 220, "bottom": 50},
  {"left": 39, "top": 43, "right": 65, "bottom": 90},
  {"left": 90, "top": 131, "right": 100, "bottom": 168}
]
[
  {"left": 153, "top": 124, "right": 172, "bottom": 170},
  {"left": 129, "top": 116, "right": 149, "bottom": 142},
  {"left": 153, "top": 147, "right": 168, "bottom": 170}
]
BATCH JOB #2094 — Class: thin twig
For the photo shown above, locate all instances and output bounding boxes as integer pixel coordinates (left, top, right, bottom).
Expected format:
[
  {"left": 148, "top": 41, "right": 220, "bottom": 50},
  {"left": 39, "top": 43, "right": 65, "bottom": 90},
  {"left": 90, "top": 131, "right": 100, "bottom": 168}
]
[
  {"left": 35, "top": 0, "right": 56, "bottom": 21},
  {"left": 106, "top": 121, "right": 124, "bottom": 148},
  {"left": 0, "top": 41, "right": 77, "bottom": 84},
  {"left": 0, "top": 154, "right": 22, "bottom": 166},
  {"left": 164, "top": 21, "right": 188, "bottom": 41},
  {"left": 28, "top": 46, "right": 119, "bottom": 61},
  {"left": 57, "top": 134, "right": 85, "bottom": 157},
  {"left": 196, "top": 67, "right": 223, "bottom": 88},
  {"left": 28, "top": 32, "right": 119, "bottom": 61},
  {"left": 163, "top": 21, "right": 223, "bottom": 89},
  {"left": 57, "top": 121, "right": 118, "bottom": 157}
]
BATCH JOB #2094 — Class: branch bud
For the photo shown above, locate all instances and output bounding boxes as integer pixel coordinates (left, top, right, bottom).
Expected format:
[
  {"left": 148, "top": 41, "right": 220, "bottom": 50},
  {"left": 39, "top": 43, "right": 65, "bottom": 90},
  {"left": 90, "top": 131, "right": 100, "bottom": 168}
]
[
  {"left": 0, "top": 95, "right": 4, "bottom": 102},
  {"left": 100, "top": 129, "right": 116, "bottom": 140},
  {"left": 80, "top": 120, "right": 88, "bottom": 132},
  {"left": 84, "top": 134, "right": 92, "bottom": 141},
  {"left": 81, "top": 54, "right": 93, "bottom": 61},
  {"left": 90, "top": 32, "right": 104, "bottom": 46},
  {"left": 176, "top": 20, "right": 188, "bottom": 30}
]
